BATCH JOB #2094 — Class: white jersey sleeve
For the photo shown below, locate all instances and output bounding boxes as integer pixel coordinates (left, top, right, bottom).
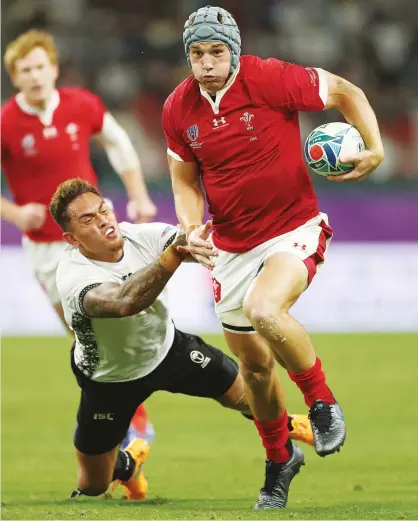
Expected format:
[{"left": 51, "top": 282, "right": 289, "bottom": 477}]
[
  {"left": 119, "top": 222, "right": 178, "bottom": 258},
  {"left": 56, "top": 255, "right": 106, "bottom": 316},
  {"left": 100, "top": 112, "right": 141, "bottom": 174}
]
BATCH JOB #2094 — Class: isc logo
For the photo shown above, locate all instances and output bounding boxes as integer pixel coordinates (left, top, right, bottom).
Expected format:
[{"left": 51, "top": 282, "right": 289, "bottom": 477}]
[{"left": 93, "top": 413, "right": 114, "bottom": 420}]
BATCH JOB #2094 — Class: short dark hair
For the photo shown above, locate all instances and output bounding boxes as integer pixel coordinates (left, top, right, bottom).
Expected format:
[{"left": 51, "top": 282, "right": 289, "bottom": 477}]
[{"left": 50, "top": 178, "right": 100, "bottom": 231}]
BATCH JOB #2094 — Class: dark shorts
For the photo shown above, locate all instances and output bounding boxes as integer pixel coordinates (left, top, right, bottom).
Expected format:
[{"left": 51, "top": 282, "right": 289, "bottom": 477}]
[{"left": 71, "top": 329, "right": 239, "bottom": 455}]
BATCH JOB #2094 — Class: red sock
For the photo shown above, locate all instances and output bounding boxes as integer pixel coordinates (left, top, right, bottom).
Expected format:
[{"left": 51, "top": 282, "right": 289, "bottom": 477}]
[
  {"left": 288, "top": 357, "right": 335, "bottom": 407},
  {"left": 253, "top": 411, "right": 290, "bottom": 463},
  {"left": 130, "top": 404, "right": 149, "bottom": 434}
]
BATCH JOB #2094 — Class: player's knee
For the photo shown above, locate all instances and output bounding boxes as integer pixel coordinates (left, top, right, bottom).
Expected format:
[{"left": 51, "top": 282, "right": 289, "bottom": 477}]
[
  {"left": 243, "top": 296, "right": 269, "bottom": 325},
  {"left": 243, "top": 298, "right": 286, "bottom": 335}
]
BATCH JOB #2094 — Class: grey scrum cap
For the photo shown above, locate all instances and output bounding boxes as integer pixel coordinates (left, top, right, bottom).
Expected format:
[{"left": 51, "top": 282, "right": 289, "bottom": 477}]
[{"left": 183, "top": 5, "right": 241, "bottom": 73}]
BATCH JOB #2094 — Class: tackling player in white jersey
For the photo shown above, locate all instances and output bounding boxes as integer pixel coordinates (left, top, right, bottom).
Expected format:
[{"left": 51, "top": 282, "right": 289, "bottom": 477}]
[
  {"left": 1, "top": 29, "right": 156, "bottom": 454},
  {"left": 50, "top": 178, "right": 313, "bottom": 500}
]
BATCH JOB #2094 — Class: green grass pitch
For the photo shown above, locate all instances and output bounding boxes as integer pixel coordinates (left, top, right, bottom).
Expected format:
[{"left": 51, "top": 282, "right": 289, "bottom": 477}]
[{"left": 2, "top": 333, "right": 418, "bottom": 520}]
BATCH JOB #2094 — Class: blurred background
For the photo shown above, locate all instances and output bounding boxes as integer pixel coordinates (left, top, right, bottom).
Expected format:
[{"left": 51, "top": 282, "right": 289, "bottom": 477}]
[
  {"left": 1, "top": 0, "right": 418, "bottom": 334},
  {"left": 1, "top": 3, "right": 418, "bottom": 518}
]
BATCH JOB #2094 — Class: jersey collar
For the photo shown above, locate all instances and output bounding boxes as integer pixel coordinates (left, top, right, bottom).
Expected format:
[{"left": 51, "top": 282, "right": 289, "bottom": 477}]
[
  {"left": 199, "top": 62, "right": 240, "bottom": 115},
  {"left": 15, "top": 89, "right": 60, "bottom": 127}
]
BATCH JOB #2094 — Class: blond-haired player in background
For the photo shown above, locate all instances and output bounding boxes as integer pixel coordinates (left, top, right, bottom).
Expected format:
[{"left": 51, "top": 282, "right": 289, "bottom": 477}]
[{"left": 1, "top": 29, "right": 156, "bottom": 473}]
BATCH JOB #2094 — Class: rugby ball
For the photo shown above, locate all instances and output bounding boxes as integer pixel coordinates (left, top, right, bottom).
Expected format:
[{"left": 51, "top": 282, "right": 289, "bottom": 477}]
[{"left": 304, "top": 122, "right": 365, "bottom": 176}]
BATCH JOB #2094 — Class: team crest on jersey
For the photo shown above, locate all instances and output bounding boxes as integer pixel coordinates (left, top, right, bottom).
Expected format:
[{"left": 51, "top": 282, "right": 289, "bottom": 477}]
[
  {"left": 21, "top": 134, "right": 37, "bottom": 156},
  {"left": 186, "top": 124, "right": 199, "bottom": 142},
  {"left": 240, "top": 112, "right": 255, "bottom": 132}
]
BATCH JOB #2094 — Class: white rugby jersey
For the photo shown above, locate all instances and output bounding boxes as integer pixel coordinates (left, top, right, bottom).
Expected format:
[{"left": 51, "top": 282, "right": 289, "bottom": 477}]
[{"left": 56, "top": 221, "right": 178, "bottom": 383}]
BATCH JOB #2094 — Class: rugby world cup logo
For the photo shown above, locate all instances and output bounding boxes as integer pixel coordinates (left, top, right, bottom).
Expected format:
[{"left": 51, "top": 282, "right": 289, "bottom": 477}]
[
  {"left": 240, "top": 112, "right": 255, "bottom": 131},
  {"left": 186, "top": 124, "right": 199, "bottom": 142}
]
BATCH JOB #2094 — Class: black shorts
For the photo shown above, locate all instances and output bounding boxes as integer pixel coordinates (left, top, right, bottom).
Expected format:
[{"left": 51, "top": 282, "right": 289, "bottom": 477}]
[{"left": 71, "top": 329, "right": 238, "bottom": 455}]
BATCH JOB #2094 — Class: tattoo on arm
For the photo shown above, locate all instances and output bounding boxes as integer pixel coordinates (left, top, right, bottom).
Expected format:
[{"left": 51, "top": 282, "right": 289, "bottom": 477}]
[{"left": 82, "top": 260, "right": 173, "bottom": 318}]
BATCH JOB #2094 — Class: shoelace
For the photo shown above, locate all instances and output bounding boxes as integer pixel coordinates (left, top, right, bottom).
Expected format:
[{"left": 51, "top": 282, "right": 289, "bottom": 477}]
[{"left": 309, "top": 402, "right": 332, "bottom": 433}]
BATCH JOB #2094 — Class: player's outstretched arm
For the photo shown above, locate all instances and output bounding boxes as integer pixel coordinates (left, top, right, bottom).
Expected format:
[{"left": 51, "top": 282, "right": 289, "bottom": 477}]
[
  {"left": 97, "top": 113, "right": 157, "bottom": 222},
  {"left": 82, "top": 232, "right": 187, "bottom": 318},
  {"left": 168, "top": 155, "right": 215, "bottom": 268},
  {"left": 168, "top": 155, "right": 204, "bottom": 230},
  {"left": 324, "top": 73, "right": 384, "bottom": 182},
  {"left": 0, "top": 196, "right": 46, "bottom": 231},
  {"left": 82, "top": 262, "right": 172, "bottom": 318}
]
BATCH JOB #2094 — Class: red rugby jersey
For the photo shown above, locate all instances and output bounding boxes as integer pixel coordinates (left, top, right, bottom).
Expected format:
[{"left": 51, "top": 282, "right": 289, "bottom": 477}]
[
  {"left": 163, "top": 55, "right": 327, "bottom": 253},
  {"left": 1, "top": 87, "right": 105, "bottom": 242}
]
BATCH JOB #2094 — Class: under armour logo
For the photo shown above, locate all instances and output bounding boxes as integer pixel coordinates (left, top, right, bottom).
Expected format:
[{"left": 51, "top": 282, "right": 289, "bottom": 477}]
[
  {"left": 213, "top": 117, "right": 227, "bottom": 127},
  {"left": 43, "top": 126, "right": 58, "bottom": 139}
]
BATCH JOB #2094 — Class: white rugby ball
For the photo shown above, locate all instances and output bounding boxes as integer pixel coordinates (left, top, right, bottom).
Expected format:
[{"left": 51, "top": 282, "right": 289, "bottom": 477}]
[{"left": 304, "top": 122, "right": 365, "bottom": 176}]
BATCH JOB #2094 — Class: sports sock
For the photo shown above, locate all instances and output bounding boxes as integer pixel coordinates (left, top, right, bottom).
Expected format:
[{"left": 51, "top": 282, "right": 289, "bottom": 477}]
[
  {"left": 243, "top": 412, "right": 296, "bottom": 432},
  {"left": 288, "top": 357, "right": 335, "bottom": 407},
  {"left": 130, "top": 404, "right": 148, "bottom": 434},
  {"left": 112, "top": 450, "right": 135, "bottom": 481},
  {"left": 253, "top": 411, "right": 290, "bottom": 463}
]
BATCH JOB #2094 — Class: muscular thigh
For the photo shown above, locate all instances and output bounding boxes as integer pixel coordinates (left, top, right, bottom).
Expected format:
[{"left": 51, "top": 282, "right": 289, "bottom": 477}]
[
  {"left": 212, "top": 248, "right": 262, "bottom": 322},
  {"left": 246, "top": 252, "right": 308, "bottom": 311},
  {"left": 71, "top": 351, "right": 150, "bottom": 455},
  {"left": 213, "top": 212, "right": 332, "bottom": 329},
  {"left": 244, "top": 213, "right": 333, "bottom": 311},
  {"left": 74, "top": 385, "right": 138, "bottom": 456},
  {"left": 148, "top": 329, "right": 239, "bottom": 399}
]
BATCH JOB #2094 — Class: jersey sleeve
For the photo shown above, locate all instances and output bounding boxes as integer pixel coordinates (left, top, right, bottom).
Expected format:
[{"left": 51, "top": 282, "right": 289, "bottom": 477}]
[
  {"left": 257, "top": 58, "right": 328, "bottom": 112},
  {"left": 76, "top": 88, "right": 107, "bottom": 134},
  {"left": 154, "top": 223, "right": 178, "bottom": 255},
  {"left": 57, "top": 261, "right": 106, "bottom": 316},
  {"left": 122, "top": 221, "right": 178, "bottom": 257},
  {"left": 162, "top": 96, "right": 196, "bottom": 162}
]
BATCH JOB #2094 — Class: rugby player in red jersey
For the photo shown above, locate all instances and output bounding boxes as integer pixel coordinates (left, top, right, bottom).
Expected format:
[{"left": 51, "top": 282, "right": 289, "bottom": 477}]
[{"left": 163, "top": 6, "right": 384, "bottom": 509}]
